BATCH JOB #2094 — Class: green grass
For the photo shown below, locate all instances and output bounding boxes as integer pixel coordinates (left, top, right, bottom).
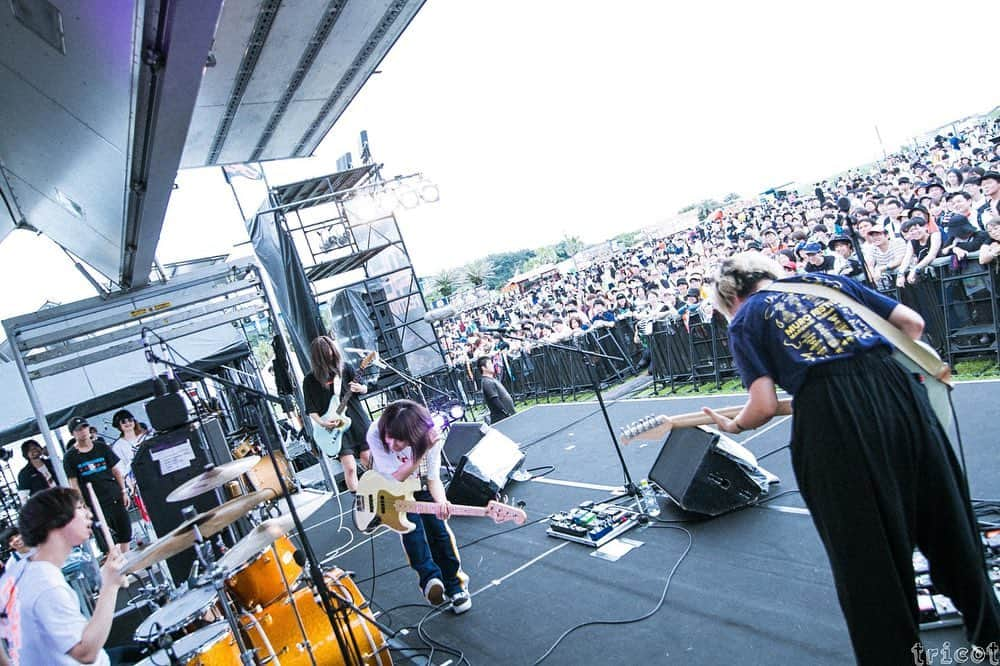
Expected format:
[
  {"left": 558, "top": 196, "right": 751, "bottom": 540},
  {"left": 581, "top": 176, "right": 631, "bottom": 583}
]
[{"left": 507, "top": 358, "right": 1000, "bottom": 411}]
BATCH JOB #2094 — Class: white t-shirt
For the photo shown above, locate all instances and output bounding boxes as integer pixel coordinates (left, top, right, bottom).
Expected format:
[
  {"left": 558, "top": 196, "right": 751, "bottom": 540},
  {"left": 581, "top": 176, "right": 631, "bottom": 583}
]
[
  {"left": 365, "top": 421, "right": 442, "bottom": 482},
  {"left": 0, "top": 559, "right": 109, "bottom": 665}
]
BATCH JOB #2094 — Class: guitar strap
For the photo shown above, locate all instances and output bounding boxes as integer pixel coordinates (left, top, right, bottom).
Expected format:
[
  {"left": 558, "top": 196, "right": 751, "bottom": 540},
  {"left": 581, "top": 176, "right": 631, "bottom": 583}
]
[{"left": 764, "top": 281, "right": 952, "bottom": 385}]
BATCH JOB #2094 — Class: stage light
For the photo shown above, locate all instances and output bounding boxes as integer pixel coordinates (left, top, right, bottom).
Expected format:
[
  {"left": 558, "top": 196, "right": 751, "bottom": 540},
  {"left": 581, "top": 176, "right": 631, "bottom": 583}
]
[
  {"left": 449, "top": 404, "right": 465, "bottom": 420},
  {"left": 419, "top": 179, "right": 440, "bottom": 203},
  {"left": 432, "top": 412, "right": 448, "bottom": 431}
]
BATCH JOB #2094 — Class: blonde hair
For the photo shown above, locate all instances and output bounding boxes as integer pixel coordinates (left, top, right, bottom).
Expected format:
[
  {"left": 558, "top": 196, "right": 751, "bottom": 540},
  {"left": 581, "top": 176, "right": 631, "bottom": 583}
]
[{"left": 710, "top": 251, "right": 784, "bottom": 319}]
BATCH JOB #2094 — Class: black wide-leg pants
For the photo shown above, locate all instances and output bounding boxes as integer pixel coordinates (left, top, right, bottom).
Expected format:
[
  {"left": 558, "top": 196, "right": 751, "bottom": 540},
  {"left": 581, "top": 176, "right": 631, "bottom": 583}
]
[{"left": 790, "top": 348, "right": 1000, "bottom": 665}]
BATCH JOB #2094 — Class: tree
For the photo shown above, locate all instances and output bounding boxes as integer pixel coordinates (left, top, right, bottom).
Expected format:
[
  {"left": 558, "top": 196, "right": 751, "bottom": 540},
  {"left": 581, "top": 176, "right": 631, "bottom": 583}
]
[
  {"left": 555, "top": 235, "right": 585, "bottom": 260},
  {"left": 463, "top": 259, "right": 494, "bottom": 289},
  {"left": 723, "top": 192, "right": 741, "bottom": 203},
  {"left": 522, "top": 246, "right": 558, "bottom": 272},
  {"left": 484, "top": 249, "right": 535, "bottom": 289},
  {"left": 431, "top": 269, "right": 461, "bottom": 300}
]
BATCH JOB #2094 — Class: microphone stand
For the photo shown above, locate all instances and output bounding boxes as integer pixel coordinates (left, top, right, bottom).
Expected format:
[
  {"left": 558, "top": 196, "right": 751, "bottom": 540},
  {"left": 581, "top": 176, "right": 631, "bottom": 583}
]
[
  {"left": 143, "top": 348, "right": 365, "bottom": 666},
  {"left": 492, "top": 330, "right": 646, "bottom": 513},
  {"left": 371, "top": 353, "right": 454, "bottom": 408}
]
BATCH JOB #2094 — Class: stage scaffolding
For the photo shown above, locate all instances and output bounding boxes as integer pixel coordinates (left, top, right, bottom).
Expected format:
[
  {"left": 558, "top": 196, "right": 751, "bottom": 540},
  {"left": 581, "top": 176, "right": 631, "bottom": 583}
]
[{"left": 258, "top": 166, "right": 449, "bottom": 399}]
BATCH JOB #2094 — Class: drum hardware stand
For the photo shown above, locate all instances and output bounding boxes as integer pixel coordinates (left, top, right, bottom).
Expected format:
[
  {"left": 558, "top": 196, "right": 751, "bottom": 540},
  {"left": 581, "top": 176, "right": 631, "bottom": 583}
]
[
  {"left": 146, "top": 349, "right": 363, "bottom": 666},
  {"left": 183, "top": 506, "right": 257, "bottom": 666}
]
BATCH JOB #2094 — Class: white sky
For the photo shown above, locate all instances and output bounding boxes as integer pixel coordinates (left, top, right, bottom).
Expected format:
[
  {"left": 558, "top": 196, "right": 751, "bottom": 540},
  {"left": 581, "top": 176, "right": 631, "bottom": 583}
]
[{"left": 1, "top": 0, "right": 998, "bottom": 323}]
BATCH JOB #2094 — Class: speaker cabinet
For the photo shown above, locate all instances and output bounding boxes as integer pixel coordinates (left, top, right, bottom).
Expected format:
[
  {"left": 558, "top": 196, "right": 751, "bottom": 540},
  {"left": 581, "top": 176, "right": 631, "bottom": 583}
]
[
  {"left": 648, "top": 426, "right": 763, "bottom": 516},
  {"left": 131, "top": 418, "right": 231, "bottom": 584}
]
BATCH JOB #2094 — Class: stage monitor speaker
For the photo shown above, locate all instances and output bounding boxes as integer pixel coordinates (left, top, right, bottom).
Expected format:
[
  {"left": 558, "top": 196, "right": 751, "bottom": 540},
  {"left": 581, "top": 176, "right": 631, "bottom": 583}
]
[
  {"left": 131, "top": 418, "right": 231, "bottom": 584},
  {"left": 442, "top": 422, "right": 487, "bottom": 464},
  {"left": 648, "top": 426, "right": 763, "bottom": 516},
  {"left": 446, "top": 427, "right": 524, "bottom": 506}
]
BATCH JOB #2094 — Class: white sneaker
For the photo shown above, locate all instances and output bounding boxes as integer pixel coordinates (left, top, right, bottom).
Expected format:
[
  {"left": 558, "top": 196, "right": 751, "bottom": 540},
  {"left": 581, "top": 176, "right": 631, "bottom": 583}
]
[
  {"left": 423, "top": 578, "right": 445, "bottom": 605},
  {"left": 449, "top": 590, "right": 472, "bottom": 614}
]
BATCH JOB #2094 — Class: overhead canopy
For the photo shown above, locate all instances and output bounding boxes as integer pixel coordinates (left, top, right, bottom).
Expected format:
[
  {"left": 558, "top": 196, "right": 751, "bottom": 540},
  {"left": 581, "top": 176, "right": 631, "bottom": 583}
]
[
  {"left": 0, "top": 260, "right": 266, "bottom": 453},
  {"left": 0, "top": 0, "right": 425, "bottom": 290}
]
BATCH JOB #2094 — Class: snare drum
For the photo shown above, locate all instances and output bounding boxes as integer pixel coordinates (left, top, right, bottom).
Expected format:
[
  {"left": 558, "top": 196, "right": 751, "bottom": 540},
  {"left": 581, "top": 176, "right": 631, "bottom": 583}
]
[
  {"left": 225, "top": 535, "right": 302, "bottom": 608},
  {"left": 135, "top": 585, "right": 220, "bottom": 643},
  {"left": 241, "top": 568, "right": 391, "bottom": 666},
  {"left": 136, "top": 623, "right": 239, "bottom": 666}
]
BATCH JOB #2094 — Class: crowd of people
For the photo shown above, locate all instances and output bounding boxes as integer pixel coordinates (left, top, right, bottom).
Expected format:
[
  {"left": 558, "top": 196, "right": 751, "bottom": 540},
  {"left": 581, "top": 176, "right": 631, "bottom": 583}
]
[{"left": 437, "top": 120, "right": 1000, "bottom": 371}]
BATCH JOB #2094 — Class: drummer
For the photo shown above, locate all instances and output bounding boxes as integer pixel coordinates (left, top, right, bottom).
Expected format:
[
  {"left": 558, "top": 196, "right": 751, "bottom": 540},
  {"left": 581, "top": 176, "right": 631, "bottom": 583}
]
[
  {"left": 0, "top": 487, "right": 143, "bottom": 665},
  {"left": 365, "top": 400, "right": 472, "bottom": 614}
]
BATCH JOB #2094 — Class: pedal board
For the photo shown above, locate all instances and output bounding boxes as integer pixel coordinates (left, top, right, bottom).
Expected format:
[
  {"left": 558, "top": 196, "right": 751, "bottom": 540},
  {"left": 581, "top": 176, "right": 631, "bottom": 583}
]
[
  {"left": 917, "top": 529, "right": 1000, "bottom": 630},
  {"left": 546, "top": 501, "right": 640, "bottom": 547}
]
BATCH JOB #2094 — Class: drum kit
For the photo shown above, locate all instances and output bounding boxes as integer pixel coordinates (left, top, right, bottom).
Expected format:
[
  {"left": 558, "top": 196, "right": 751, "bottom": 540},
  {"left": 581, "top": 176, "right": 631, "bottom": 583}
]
[{"left": 123, "top": 457, "right": 392, "bottom": 666}]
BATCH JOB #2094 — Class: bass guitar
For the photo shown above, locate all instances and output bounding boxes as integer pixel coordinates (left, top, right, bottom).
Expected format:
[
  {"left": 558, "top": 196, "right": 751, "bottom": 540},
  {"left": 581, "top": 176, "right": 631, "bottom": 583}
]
[
  {"left": 314, "top": 352, "right": 376, "bottom": 457},
  {"left": 353, "top": 470, "right": 527, "bottom": 534}
]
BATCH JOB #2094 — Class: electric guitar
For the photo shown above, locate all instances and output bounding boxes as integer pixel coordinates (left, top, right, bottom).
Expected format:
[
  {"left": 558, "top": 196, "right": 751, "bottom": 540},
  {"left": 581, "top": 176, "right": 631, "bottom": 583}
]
[
  {"left": 314, "top": 352, "right": 376, "bottom": 457},
  {"left": 620, "top": 345, "right": 950, "bottom": 446},
  {"left": 619, "top": 400, "right": 794, "bottom": 445},
  {"left": 353, "top": 470, "right": 527, "bottom": 534}
]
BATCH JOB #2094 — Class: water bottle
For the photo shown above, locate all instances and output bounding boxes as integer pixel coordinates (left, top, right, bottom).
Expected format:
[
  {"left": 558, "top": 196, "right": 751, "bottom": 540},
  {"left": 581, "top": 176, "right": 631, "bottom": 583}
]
[{"left": 639, "top": 479, "right": 660, "bottom": 517}]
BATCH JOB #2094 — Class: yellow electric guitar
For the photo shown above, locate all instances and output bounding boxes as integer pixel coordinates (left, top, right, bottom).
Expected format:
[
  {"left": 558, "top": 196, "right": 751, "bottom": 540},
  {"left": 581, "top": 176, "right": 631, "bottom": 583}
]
[{"left": 353, "top": 470, "right": 526, "bottom": 534}]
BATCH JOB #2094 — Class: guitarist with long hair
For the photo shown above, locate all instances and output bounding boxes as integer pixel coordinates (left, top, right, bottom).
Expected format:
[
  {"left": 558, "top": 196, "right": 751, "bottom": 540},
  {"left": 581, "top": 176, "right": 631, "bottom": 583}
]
[
  {"left": 303, "top": 335, "right": 371, "bottom": 492},
  {"left": 365, "top": 399, "right": 472, "bottom": 615}
]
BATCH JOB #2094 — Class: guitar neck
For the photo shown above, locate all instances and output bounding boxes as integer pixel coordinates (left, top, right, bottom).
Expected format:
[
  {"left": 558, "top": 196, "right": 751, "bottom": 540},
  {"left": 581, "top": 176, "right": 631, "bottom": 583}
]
[{"left": 400, "top": 500, "right": 487, "bottom": 518}]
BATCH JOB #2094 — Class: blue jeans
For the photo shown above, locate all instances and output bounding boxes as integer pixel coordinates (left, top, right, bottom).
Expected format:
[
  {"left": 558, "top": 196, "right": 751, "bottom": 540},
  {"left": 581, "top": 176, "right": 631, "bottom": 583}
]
[{"left": 400, "top": 491, "right": 467, "bottom": 596}]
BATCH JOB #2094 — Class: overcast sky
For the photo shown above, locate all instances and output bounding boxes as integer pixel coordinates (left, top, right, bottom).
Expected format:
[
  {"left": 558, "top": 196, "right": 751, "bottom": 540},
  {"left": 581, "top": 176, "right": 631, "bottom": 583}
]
[{"left": 1, "top": 0, "right": 998, "bottom": 322}]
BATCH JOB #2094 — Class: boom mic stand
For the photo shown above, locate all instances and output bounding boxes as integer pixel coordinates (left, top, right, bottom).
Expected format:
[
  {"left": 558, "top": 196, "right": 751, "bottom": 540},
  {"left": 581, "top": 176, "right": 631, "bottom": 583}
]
[
  {"left": 142, "top": 347, "right": 368, "bottom": 666},
  {"left": 492, "top": 330, "right": 646, "bottom": 514}
]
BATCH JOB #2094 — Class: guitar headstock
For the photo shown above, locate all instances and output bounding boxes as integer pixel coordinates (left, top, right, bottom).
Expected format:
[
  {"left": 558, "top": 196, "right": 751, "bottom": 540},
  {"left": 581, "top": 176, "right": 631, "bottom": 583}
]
[
  {"left": 619, "top": 415, "right": 671, "bottom": 445},
  {"left": 358, "top": 351, "right": 378, "bottom": 371},
  {"left": 484, "top": 501, "right": 526, "bottom": 525}
]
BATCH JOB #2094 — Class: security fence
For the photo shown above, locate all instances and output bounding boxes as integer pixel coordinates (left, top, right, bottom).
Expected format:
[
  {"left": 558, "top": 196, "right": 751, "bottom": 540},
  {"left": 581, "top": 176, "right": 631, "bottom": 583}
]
[{"left": 431, "top": 257, "right": 1000, "bottom": 407}]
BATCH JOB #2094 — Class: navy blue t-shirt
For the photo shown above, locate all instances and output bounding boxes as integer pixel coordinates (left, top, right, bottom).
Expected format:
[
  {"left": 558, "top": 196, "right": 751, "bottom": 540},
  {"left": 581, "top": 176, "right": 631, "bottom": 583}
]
[{"left": 727, "top": 273, "right": 899, "bottom": 396}]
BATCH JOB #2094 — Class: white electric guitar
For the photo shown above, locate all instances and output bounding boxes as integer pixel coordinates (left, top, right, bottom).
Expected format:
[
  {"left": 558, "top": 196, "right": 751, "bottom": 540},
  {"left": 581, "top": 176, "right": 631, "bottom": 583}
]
[
  {"left": 313, "top": 352, "right": 376, "bottom": 456},
  {"left": 353, "top": 471, "right": 526, "bottom": 534}
]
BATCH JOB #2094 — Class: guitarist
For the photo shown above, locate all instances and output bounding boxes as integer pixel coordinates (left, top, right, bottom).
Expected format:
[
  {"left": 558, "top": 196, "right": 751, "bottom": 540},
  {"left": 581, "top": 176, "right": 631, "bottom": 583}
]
[
  {"left": 365, "top": 400, "right": 472, "bottom": 615},
  {"left": 702, "top": 252, "right": 1000, "bottom": 665},
  {"left": 303, "top": 336, "right": 371, "bottom": 492}
]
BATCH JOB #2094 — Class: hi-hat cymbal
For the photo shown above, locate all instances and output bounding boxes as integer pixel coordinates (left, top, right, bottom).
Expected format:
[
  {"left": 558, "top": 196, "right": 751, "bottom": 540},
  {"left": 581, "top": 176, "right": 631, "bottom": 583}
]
[
  {"left": 166, "top": 456, "right": 261, "bottom": 503},
  {"left": 122, "top": 489, "right": 275, "bottom": 574}
]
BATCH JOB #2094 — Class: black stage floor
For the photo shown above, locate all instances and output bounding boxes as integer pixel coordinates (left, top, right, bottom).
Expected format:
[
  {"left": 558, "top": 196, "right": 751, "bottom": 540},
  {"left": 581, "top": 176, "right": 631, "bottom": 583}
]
[{"left": 140, "top": 382, "right": 1000, "bottom": 665}]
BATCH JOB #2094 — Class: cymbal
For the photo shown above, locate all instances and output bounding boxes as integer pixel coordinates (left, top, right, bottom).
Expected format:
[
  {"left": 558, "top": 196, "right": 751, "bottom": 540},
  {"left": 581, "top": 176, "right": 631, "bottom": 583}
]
[
  {"left": 123, "top": 489, "right": 275, "bottom": 574},
  {"left": 166, "top": 456, "right": 261, "bottom": 502},
  {"left": 215, "top": 516, "right": 294, "bottom": 575}
]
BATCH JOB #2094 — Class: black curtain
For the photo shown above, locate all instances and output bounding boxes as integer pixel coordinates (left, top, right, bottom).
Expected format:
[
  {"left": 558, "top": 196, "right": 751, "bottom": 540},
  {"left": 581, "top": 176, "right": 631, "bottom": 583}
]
[{"left": 247, "top": 209, "right": 324, "bottom": 366}]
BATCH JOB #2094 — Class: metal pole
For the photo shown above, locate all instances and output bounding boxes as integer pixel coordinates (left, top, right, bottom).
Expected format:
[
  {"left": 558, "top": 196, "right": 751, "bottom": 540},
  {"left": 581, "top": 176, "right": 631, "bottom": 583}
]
[
  {"left": 252, "top": 265, "right": 337, "bottom": 493},
  {"left": 875, "top": 124, "right": 888, "bottom": 160},
  {"left": 1, "top": 320, "right": 70, "bottom": 486}
]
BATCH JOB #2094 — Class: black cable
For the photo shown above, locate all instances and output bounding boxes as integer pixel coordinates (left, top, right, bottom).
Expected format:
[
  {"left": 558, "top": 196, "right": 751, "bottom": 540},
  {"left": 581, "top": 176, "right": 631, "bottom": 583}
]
[
  {"left": 522, "top": 464, "right": 556, "bottom": 479},
  {"left": 756, "top": 442, "right": 790, "bottom": 461},
  {"left": 353, "top": 515, "right": 550, "bottom": 586},
  {"left": 531, "top": 525, "right": 693, "bottom": 664}
]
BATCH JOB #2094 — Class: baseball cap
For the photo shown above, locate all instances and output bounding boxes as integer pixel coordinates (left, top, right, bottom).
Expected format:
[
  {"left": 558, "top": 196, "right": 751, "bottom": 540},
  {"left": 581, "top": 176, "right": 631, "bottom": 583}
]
[
  {"left": 68, "top": 416, "right": 89, "bottom": 432},
  {"left": 802, "top": 242, "right": 823, "bottom": 254}
]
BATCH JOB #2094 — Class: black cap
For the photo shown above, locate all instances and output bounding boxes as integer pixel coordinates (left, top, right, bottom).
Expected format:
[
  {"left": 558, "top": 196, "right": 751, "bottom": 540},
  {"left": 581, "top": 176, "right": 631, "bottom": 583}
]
[{"left": 68, "top": 416, "right": 89, "bottom": 432}]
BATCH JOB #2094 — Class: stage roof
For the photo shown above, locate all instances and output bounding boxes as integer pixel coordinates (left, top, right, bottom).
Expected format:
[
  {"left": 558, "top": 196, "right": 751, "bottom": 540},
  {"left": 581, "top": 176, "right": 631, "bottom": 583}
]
[{"left": 0, "top": 0, "right": 424, "bottom": 290}]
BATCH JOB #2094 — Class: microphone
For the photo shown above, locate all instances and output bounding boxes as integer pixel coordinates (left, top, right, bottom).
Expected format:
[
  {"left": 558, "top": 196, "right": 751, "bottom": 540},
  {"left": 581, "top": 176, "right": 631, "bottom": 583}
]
[
  {"left": 141, "top": 329, "right": 167, "bottom": 396},
  {"left": 423, "top": 305, "right": 456, "bottom": 323}
]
